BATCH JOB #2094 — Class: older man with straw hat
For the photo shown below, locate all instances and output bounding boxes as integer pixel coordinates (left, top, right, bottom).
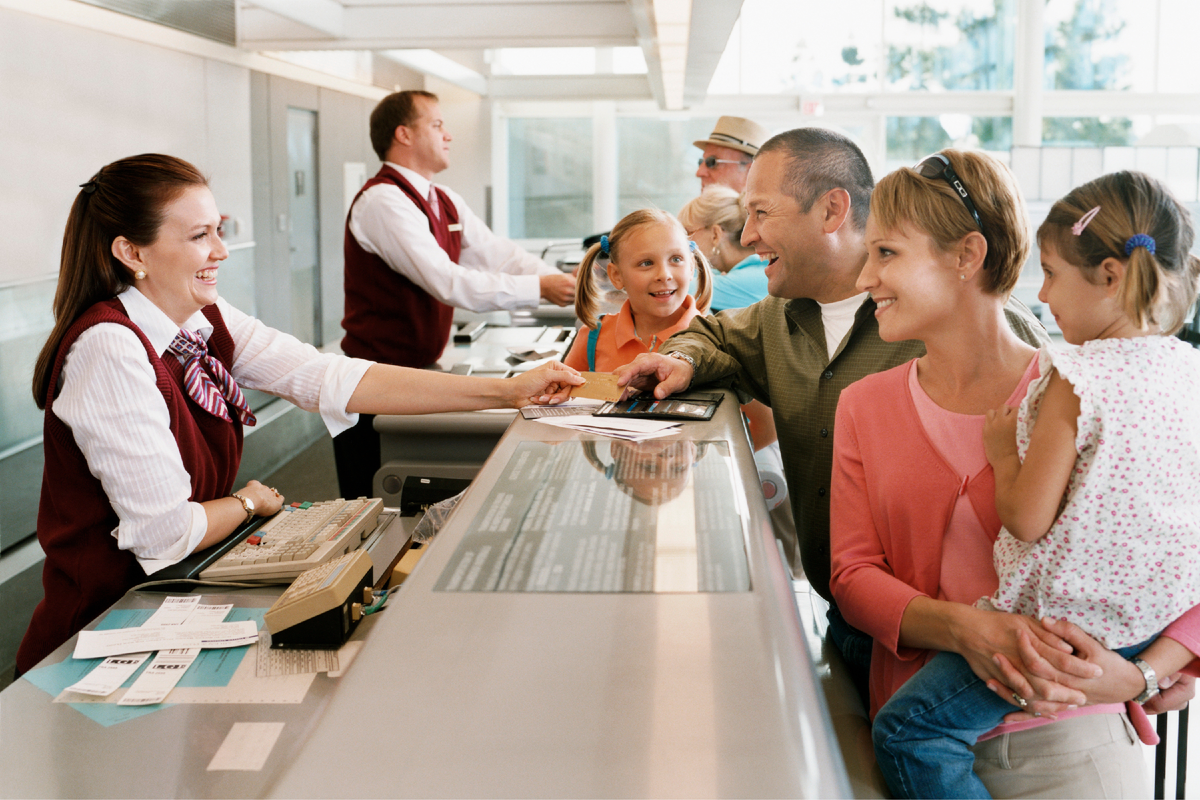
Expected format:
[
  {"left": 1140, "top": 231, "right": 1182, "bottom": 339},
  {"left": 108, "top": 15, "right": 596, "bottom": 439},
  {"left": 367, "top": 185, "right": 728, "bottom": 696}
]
[{"left": 694, "top": 116, "right": 770, "bottom": 193}]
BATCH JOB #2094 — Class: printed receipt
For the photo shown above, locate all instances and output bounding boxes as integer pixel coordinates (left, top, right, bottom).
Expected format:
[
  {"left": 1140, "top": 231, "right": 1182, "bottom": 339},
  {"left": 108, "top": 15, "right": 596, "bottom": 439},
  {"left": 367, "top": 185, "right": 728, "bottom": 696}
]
[
  {"left": 73, "top": 621, "right": 258, "bottom": 660},
  {"left": 66, "top": 600, "right": 237, "bottom": 697}
]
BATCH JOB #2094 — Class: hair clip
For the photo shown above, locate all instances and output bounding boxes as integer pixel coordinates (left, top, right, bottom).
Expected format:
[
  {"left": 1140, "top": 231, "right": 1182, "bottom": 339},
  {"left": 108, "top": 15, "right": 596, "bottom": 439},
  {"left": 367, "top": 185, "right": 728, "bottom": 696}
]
[
  {"left": 599, "top": 234, "right": 610, "bottom": 257},
  {"left": 1072, "top": 205, "right": 1101, "bottom": 236},
  {"left": 1125, "top": 233, "right": 1156, "bottom": 256},
  {"left": 79, "top": 180, "right": 98, "bottom": 195},
  {"left": 688, "top": 240, "right": 698, "bottom": 252}
]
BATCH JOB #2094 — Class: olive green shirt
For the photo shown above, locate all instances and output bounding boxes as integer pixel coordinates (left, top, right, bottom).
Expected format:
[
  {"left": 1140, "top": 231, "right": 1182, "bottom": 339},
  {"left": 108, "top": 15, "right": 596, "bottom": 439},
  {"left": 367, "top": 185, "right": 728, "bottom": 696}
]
[{"left": 666, "top": 295, "right": 1048, "bottom": 602}]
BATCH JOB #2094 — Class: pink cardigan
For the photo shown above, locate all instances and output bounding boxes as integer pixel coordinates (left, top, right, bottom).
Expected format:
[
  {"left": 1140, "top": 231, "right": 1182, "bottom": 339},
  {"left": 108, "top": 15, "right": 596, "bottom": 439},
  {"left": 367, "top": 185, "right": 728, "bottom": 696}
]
[{"left": 829, "top": 359, "right": 1200, "bottom": 739}]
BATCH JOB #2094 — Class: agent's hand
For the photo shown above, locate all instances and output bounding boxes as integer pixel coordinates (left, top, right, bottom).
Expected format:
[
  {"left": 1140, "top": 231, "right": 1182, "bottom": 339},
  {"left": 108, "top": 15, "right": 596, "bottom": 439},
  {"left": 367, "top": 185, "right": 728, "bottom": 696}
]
[
  {"left": 236, "top": 479, "right": 285, "bottom": 517},
  {"left": 539, "top": 273, "right": 576, "bottom": 306},
  {"left": 614, "top": 352, "right": 693, "bottom": 400},
  {"left": 509, "top": 361, "right": 584, "bottom": 406},
  {"left": 983, "top": 404, "right": 1019, "bottom": 466}
]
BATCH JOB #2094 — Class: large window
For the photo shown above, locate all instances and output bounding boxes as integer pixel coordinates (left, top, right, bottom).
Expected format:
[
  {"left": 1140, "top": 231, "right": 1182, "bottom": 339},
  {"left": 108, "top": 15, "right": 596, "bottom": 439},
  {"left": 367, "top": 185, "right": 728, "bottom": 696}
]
[
  {"left": 507, "top": 118, "right": 593, "bottom": 238},
  {"left": 617, "top": 118, "right": 715, "bottom": 219}
]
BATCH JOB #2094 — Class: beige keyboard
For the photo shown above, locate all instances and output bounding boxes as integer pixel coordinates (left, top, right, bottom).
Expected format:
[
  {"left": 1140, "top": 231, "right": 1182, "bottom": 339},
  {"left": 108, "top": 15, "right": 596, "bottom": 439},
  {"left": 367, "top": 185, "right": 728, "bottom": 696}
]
[{"left": 200, "top": 498, "right": 383, "bottom": 583}]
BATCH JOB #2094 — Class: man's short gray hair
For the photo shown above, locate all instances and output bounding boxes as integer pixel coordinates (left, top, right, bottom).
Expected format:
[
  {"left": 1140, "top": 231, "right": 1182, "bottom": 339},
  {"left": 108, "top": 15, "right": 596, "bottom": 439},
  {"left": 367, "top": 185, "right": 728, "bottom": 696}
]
[{"left": 757, "top": 128, "right": 875, "bottom": 231}]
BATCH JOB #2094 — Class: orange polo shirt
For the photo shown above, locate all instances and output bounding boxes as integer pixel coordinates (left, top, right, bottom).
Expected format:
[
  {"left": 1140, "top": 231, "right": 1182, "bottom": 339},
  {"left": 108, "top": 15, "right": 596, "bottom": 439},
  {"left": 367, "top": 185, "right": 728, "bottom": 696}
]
[{"left": 564, "top": 296, "right": 700, "bottom": 372}]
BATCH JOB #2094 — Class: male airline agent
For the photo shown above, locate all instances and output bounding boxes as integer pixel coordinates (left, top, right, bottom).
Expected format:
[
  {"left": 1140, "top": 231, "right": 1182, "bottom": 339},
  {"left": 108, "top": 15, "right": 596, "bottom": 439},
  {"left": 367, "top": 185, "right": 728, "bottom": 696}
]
[
  {"left": 616, "top": 128, "right": 1047, "bottom": 700},
  {"left": 694, "top": 116, "right": 770, "bottom": 193},
  {"left": 337, "top": 90, "right": 576, "bottom": 498}
]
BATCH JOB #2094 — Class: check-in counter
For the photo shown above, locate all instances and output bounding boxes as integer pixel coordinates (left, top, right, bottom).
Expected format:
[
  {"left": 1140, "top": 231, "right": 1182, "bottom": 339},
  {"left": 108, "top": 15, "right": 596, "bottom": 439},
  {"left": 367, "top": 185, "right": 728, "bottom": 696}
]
[{"left": 0, "top": 391, "right": 852, "bottom": 798}]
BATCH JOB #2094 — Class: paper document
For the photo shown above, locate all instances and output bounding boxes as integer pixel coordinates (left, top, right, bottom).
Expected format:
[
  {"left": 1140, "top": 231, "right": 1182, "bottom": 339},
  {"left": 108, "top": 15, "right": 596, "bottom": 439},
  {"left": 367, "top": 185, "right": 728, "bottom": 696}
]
[
  {"left": 535, "top": 414, "right": 681, "bottom": 441},
  {"left": 65, "top": 652, "right": 152, "bottom": 697},
  {"left": 118, "top": 648, "right": 200, "bottom": 705},
  {"left": 74, "top": 621, "right": 258, "bottom": 660}
]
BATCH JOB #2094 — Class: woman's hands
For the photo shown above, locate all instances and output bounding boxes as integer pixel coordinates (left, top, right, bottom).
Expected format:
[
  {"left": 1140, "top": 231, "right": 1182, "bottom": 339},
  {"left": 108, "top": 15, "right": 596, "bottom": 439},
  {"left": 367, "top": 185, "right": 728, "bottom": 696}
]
[
  {"left": 199, "top": 479, "right": 285, "bottom": 550},
  {"left": 948, "top": 607, "right": 1097, "bottom": 711},
  {"left": 991, "top": 617, "right": 1199, "bottom": 720},
  {"left": 506, "top": 361, "right": 585, "bottom": 407},
  {"left": 236, "top": 479, "right": 285, "bottom": 518}
]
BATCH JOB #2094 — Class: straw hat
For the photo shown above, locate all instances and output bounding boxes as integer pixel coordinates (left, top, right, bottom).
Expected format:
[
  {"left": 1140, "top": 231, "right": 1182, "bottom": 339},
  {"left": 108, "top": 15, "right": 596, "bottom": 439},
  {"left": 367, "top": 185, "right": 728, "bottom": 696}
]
[{"left": 693, "top": 116, "right": 770, "bottom": 157}]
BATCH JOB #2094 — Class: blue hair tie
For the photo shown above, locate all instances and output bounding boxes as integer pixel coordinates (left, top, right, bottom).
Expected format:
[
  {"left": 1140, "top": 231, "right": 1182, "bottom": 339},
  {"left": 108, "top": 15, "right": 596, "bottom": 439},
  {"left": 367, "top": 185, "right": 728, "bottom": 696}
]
[
  {"left": 688, "top": 240, "right": 697, "bottom": 252},
  {"left": 1125, "top": 233, "right": 1156, "bottom": 256},
  {"left": 599, "top": 234, "right": 610, "bottom": 257}
]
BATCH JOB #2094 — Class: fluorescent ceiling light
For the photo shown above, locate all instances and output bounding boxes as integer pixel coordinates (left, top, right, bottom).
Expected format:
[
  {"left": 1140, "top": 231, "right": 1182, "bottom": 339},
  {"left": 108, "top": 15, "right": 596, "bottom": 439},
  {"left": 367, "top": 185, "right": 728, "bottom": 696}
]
[{"left": 380, "top": 49, "right": 487, "bottom": 95}]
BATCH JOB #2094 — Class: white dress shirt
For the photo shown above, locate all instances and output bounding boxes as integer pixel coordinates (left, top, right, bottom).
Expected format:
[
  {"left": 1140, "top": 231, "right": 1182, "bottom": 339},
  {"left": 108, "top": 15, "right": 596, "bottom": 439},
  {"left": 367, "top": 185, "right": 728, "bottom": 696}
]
[
  {"left": 348, "top": 162, "right": 558, "bottom": 311},
  {"left": 54, "top": 287, "right": 372, "bottom": 574}
]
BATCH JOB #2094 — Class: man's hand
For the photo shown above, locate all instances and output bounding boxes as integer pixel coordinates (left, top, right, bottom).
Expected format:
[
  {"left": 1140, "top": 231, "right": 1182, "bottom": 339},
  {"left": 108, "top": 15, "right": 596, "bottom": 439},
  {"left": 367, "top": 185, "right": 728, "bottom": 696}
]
[
  {"left": 539, "top": 273, "right": 576, "bottom": 306},
  {"left": 614, "top": 352, "right": 693, "bottom": 400}
]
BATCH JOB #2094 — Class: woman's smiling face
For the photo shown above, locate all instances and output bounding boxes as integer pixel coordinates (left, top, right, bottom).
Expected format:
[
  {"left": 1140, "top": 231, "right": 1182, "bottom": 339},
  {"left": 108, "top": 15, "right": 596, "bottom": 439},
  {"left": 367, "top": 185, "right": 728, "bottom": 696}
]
[
  {"left": 126, "top": 185, "right": 228, "bottom": 326},
  {"left": 858, "top": 215, "right": 964, "bottom": 343}
]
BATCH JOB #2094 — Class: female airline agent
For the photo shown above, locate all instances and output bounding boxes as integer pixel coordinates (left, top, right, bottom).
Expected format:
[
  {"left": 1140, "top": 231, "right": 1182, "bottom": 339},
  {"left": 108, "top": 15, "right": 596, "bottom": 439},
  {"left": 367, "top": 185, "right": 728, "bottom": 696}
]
[{"left": 17, "top": 153, "right": 583, "bottom": 674}]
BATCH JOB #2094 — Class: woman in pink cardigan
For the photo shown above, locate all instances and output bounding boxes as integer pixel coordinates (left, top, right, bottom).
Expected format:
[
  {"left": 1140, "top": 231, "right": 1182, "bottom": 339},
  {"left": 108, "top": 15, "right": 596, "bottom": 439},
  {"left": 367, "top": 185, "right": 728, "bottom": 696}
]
[{"left": 828, "top": 150, "right": 1200, "bottom": 798}]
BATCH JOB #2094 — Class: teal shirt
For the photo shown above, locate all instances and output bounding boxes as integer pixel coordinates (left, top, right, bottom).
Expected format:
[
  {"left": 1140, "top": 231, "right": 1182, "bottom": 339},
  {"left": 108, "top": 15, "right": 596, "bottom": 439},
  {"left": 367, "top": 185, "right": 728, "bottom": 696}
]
[{"left": 692, "top": 254, "right": 769, "bottom": 312}]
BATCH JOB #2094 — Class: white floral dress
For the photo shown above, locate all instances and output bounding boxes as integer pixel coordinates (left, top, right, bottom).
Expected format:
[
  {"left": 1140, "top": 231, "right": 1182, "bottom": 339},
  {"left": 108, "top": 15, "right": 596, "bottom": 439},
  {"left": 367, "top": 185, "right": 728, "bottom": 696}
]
[{"left": 982, "top": 337, "right": 1200, "bottom": 648}]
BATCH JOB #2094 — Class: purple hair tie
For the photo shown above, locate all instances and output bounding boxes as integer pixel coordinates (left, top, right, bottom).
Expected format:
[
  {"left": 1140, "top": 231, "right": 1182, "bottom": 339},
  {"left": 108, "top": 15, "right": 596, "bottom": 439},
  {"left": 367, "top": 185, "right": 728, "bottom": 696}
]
[
  {"left": 1072, "top": 205, "right": 1100, "bottom": 235},
  {"left": 1125, "top": 234, "right": 1156, "bottom": 256}
]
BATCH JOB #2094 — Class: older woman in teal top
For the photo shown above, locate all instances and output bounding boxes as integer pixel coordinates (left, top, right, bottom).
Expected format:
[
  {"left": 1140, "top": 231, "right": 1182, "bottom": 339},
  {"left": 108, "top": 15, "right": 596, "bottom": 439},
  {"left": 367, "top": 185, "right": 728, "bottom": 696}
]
[{"left": 680, "top": 186, "right": 768, "bottom": 311}]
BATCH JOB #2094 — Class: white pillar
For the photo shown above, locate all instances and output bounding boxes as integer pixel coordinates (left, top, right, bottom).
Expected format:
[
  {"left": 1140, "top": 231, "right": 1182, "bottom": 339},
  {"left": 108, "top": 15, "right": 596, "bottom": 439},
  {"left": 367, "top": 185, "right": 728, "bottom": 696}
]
[
  {"left": 1013, "top": 0, "right": 1045, "bottom": 147},
  {"left": 593, "top": 100, "right": 618, "bottom": 232}
]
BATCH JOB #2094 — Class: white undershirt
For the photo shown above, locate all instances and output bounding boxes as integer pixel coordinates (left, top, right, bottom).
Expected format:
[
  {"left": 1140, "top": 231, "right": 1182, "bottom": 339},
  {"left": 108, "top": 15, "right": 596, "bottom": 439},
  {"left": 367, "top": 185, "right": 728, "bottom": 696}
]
[
  {"left": 53, "top": 286, "right": 372, "bottom": 574},
  {"left": 348, "top": 162, "right": 559, "bottom": 311},
  {"left": 817, "top": 292, "right": 870, "bottom": 360}
]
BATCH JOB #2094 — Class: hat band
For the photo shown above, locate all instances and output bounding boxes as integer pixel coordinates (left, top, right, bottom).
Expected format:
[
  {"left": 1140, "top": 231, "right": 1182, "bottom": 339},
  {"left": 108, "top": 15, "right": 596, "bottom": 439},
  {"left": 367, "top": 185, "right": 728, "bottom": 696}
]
[{"left": 710, "top": 132, "right": 758, "bottom": 151}]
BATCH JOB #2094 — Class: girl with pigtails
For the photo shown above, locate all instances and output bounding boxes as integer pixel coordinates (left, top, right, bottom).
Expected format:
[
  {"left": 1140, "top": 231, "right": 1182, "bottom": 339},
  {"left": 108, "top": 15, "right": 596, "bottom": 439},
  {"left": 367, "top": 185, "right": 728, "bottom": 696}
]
[{"left": 562, "top": 208, "right": 712, "bottom": 372}]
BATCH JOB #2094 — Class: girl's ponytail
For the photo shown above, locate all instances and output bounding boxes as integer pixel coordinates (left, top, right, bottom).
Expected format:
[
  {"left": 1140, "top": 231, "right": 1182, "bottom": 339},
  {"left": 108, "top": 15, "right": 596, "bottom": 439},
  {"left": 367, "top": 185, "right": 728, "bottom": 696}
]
[{"left": 574, "top": 242, "right": 605, "bottom": 330}]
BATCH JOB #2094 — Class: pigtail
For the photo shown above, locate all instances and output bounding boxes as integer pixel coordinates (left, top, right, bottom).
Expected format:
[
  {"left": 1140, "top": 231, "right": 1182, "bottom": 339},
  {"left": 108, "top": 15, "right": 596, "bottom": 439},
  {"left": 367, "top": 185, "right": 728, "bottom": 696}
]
[
  {"left": 574, "top": 242, "right": 605, "bottom": 330},
  {"left": 691, "top": 248, "right": 714, "bottom": 314}
]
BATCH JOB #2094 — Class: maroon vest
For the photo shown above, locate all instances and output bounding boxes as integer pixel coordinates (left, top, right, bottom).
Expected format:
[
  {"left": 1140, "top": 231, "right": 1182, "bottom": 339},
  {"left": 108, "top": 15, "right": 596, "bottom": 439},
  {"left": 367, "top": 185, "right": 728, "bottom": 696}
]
[
  {"left": 341, "top": 165, "right": 463, "bottom": 368},
  {"left": 17, "top": 299, "right": 243, "bottom": 673}
]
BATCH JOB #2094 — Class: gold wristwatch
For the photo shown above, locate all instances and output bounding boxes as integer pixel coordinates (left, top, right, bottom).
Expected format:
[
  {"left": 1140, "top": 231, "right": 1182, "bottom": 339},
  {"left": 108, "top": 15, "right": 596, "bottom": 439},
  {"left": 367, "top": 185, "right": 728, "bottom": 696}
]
[{"left": 231, "top": 492, "right": 255, "bottom": 523}]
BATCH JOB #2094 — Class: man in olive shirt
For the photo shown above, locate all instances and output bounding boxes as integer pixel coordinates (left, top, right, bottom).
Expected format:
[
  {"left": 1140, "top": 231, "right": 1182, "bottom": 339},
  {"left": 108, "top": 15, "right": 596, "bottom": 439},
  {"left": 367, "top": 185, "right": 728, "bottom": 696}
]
[{"left": 615, "top": 128, "right": 1047, "bottom": 697}]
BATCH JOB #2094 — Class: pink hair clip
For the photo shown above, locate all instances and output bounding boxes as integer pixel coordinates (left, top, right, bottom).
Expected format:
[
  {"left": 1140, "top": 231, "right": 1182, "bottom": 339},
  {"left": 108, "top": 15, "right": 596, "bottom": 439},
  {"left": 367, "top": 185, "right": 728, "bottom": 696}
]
[{"left": 1072, "top": 205, "right": 1101, "bottom": 236}]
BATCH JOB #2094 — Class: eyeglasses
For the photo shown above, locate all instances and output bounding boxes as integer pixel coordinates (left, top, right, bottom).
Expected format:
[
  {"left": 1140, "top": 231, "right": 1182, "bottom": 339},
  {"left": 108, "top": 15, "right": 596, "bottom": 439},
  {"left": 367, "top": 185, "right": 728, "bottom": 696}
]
[
  {"left": 914, "top": 153, "right": 984, "bottom": 234},
  {"left": 698, "top": 156, "right": 750, "bottom": 170}
]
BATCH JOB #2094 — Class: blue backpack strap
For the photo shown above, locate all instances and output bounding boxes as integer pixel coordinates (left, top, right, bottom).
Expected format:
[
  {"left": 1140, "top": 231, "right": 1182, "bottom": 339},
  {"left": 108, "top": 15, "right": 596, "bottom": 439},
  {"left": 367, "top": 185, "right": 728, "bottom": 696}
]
[{"left": 586, "top": 315, "right": 605, "bottom": 372}]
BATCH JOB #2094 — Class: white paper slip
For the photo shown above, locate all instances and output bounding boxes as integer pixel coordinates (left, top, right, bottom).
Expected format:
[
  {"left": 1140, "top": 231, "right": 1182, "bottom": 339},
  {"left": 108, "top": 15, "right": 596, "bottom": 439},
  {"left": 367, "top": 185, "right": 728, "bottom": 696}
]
[
  {"left": 208, "top": 722, "right": 285, "bottom": 772},
  {"left": 66, "top": 652, "right": 152, "bottom": 697},
  {"left": 118, "top": 648, "right": 200, "bottom": 705},
  {"left": 74, "top": 620, "right": 258, "bottom": 660},
  {"left": 535, "top": 414, "right": 681, "bottom": 441},
  {"left": 144, "top": 596, "right": 201, "bottom": 626}
]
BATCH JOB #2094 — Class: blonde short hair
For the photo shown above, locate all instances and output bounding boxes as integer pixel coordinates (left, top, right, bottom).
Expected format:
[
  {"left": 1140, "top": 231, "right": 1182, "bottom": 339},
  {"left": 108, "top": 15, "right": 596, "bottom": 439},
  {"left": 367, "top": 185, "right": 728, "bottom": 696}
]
[{"left": 870, "top": 149, "right": 1031, "bottom": 296}]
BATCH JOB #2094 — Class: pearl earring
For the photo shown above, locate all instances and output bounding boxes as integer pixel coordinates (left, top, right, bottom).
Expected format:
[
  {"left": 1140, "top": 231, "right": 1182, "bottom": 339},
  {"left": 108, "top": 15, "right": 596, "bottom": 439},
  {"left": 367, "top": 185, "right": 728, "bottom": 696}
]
[
  {"left": 134, "top": 270, "right": 147, "bottom": 280},
  {"left": 959, "top": 273, "right": 966, "bottom": 281}
]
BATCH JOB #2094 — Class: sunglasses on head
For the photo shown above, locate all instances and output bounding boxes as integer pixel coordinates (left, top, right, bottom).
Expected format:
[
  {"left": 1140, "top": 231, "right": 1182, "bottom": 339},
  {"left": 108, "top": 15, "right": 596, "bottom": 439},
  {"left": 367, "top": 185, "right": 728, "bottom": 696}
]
[
  {"left": 698, "top": 156, "right": 750, "bottom": 170},
  {"left": 914, "top": 153, "right": 985, "bottom": 234}
]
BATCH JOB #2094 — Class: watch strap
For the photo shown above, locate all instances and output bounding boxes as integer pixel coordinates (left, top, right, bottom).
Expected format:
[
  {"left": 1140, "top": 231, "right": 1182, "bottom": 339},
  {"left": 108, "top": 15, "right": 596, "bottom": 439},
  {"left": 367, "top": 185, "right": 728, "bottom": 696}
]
[
  {"left": 231, "top": 493, "right": 255, "bottom": 524},
  {"left": 1132, "top": 657, "right": 1159, "bottom": 704}
]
